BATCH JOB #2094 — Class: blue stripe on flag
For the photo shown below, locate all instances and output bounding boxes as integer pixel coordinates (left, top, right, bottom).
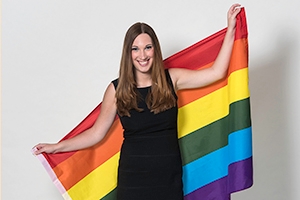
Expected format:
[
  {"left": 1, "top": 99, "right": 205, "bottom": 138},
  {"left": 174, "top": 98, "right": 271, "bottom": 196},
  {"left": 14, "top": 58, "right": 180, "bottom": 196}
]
[{"left": 182, "top": 127, "right": 252, "bottom": 195}]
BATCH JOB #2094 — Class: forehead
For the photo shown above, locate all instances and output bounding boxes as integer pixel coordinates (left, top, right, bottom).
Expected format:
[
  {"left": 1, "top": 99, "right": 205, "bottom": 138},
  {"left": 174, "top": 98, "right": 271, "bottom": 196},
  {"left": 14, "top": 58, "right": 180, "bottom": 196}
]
[{"left": 132, "top": 33, "right": 152, "bottom": 46}]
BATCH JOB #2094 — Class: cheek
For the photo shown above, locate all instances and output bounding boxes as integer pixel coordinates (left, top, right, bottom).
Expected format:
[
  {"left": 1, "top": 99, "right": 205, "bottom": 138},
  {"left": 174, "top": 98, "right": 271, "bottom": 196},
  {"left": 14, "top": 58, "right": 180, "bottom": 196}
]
[
  {"left": 147, "top": 49, "right": 154, "bottom": 58},
  {"left": 131, "top": 52, "right": 136, "bottom": 61}
]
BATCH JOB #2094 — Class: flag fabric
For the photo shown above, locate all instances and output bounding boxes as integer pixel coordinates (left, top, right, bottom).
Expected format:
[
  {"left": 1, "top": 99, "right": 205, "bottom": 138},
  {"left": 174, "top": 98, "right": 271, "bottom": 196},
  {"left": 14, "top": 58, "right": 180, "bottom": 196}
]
[{"left": 35, "top": 8, "right": 252, "bottom": 200}]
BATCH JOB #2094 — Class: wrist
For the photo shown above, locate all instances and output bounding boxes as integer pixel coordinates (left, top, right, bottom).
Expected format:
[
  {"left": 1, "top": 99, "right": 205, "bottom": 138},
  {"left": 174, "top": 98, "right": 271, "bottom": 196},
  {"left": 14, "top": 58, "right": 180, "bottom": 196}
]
[
  {"left": 226, "top": 26, "right": 236, "bottom": 34},
  {"left": 54, "top": 142, "right": 63, "bottom": 153},
  {"left": 224, "top": 27, "right": 236, "bottom": 42}
]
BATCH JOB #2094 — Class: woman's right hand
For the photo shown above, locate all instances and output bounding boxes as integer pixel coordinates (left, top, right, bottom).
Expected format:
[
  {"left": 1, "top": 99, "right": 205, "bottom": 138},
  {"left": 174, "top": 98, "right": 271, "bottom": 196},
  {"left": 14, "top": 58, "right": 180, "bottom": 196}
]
[
  {"left": 32, "top": 82, "right": 118, "bottom": 155},
  {"left": 33, "top": 143, "right": 59, "bottom": 155}
]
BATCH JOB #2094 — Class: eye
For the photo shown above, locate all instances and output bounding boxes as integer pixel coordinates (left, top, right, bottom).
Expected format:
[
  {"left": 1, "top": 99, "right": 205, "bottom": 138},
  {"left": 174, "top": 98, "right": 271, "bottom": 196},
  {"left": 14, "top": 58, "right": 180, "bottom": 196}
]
[
  {"left": 131, "top": 47, "right": 138, "bottom": 51},
  {"left": 145, "top": 45, "right": 153, "bottom": 50}
]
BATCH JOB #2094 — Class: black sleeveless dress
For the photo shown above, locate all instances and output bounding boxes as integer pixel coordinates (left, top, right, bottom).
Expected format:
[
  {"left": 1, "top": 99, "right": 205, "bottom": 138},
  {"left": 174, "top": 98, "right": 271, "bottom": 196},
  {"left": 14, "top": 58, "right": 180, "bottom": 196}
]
[{"left": 112, "top": 70, "right": 183, "bottom": 200}]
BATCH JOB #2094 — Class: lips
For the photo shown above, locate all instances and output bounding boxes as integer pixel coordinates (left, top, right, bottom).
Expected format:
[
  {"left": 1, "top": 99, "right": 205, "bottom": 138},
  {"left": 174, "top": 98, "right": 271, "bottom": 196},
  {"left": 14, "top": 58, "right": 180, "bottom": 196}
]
[{"left": 137, "top": 59, "right": 150, "bottom": 67}]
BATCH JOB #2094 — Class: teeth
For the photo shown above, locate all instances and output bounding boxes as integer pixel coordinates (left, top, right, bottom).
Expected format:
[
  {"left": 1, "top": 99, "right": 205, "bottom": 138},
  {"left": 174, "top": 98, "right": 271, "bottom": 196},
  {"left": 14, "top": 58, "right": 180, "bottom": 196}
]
[{"left": 139, "top": 61, "right": 148, "bottom": 66}]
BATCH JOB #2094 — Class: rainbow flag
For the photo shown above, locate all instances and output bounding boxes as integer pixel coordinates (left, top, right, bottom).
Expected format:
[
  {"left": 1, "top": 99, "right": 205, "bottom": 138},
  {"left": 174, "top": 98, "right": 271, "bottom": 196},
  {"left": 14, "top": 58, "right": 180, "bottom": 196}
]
[{"left": 35, "top": 8, "right": 252, "bottom": 200}]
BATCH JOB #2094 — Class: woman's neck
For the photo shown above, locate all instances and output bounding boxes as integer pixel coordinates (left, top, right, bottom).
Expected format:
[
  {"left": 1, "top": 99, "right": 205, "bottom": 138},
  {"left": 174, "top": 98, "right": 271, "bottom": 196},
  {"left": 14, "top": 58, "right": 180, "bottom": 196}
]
[{"left": 136, "top": 73, "right": 152, "bottom": 88}]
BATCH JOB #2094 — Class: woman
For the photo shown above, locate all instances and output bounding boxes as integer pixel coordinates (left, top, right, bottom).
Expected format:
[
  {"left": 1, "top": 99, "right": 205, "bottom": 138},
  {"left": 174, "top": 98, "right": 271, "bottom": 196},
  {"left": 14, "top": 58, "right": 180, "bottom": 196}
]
[{"left": 34, "top": 4, "right": 242, "bottom": 200}]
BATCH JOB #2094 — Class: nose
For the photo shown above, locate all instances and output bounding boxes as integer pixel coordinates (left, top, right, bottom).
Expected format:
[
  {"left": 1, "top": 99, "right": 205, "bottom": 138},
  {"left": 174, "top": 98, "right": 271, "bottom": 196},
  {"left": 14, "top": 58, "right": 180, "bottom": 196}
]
[{"left": 139, "top": 50, "right": 146, "bottom": 59}]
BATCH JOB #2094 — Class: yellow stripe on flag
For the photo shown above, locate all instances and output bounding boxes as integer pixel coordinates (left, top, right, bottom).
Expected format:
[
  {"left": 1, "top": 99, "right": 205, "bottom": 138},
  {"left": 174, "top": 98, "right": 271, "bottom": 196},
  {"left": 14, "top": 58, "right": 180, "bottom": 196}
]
[
  {"left": 64, "top": 68, "right": 250, "bottom": 200},
  {"left": 178, "top": 68, "right": 249, "bottom": 138},
  {"left": 67, "top": 152, "right": 120, "bottom": 200}
]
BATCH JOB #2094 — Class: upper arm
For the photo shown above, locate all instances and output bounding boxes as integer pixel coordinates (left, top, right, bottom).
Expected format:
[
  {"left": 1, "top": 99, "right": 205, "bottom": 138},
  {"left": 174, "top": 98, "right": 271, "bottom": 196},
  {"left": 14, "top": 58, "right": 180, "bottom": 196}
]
[
  {"left": 91, "top": 83, "right": 117, "bottom": 140},
  {"left": 169, "top": 67, "right": 224, "bottom": 91}
]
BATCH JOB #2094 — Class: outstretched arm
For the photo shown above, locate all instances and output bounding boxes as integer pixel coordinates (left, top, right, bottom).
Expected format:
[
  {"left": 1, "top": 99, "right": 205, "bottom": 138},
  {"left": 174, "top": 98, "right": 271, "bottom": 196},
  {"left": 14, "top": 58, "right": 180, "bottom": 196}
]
[
  {"left": 169, "top": 4, "right": 242, "bottom": 91},
  {"left": 33, "top": 83, "right": 117, "bottom": 154}
]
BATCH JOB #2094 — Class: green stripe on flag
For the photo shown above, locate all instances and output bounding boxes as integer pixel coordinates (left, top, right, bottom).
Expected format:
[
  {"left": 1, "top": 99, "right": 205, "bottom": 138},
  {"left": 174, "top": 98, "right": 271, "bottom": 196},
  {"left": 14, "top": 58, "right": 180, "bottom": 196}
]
[{"left": 179, "top": 98, "right": 251, "bottom": 165}]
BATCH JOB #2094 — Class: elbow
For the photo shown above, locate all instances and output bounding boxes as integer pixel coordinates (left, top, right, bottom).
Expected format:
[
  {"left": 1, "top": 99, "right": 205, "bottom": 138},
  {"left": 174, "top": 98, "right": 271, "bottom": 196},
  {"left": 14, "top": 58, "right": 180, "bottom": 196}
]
[
  {"left": 220, "top": 69, "right": 228, "bottom": 79},
  {"left": 91, "top": 125, "right": 107, "bottom": 144},
  {"left": 214, "top": 68, "right": 228, "bottom": 82},
  {"left": 211, "top": 62, "right": 229, "bottom": 82}
]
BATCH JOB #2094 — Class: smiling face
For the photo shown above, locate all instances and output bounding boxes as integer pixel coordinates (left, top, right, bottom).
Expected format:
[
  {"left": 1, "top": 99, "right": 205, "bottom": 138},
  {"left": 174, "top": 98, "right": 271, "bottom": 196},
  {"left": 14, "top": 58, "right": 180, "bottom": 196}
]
[{"left": 131, "top": 33, "right": 154, "bottom": 75}]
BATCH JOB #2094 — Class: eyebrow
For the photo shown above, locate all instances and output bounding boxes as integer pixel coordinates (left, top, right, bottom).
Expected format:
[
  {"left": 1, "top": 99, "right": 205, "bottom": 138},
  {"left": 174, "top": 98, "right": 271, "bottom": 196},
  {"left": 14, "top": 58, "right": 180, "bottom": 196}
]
[{"left": 131, "top": 43, "right": 153, "bottom": 47}]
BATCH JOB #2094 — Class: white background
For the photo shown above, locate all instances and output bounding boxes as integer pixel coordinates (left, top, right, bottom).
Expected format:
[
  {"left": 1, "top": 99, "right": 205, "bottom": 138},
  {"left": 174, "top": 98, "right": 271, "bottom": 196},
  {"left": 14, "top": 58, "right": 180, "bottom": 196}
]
[{"left": 2, "top": 0, "right": 300, "bottom": 199}]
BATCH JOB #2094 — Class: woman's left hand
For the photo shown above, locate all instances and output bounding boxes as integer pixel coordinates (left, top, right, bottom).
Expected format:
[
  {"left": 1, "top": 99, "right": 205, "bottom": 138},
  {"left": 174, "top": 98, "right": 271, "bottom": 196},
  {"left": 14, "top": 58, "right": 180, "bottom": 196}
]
[{"left": 227, "top": 3, "right": 242, "bottom": 30}]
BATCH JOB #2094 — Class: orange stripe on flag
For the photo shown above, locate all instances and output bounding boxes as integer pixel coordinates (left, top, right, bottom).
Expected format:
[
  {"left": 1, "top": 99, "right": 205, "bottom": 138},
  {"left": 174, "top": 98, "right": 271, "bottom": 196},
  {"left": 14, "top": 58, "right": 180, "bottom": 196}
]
[
  {"left": 53, "top": 119, "right": 123, "bottom": 191},
  {"left": 51, "top": 37, "right": 248, "bottom": 191},
  {"left": 177, "top": 38, "right": 248, "bottom": 107}
]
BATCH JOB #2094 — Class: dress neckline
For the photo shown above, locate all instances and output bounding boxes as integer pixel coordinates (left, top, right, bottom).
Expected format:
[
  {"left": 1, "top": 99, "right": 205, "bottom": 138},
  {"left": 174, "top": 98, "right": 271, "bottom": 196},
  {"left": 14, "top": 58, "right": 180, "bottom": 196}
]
[{"left": 137, "top": 85, "right": 151, "bottom": 89}]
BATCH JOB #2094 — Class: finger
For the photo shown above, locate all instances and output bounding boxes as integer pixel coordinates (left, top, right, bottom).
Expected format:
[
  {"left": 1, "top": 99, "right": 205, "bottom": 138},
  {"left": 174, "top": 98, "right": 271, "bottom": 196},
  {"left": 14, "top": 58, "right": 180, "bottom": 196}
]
[
  {"left": 228, "top": 5, "right": 242, "bottom": 20},
  {"left": 232, "top": 7, "right": 241, "bottom": 16},
  {"left": 31, "top": 146, "right": 40, "bottom": 155},
  {"left": 33, "top": 150, "right": 40, "bottom": 155},
  {"left": 33, "top": 143, "right": 43, "bottom": 150},
  {"left": 231, "top": 3, "right": 241, "bottom": 11},
  {"left": 229, "top": 4, "right": 241, "bottom": 15},
  {"left": 232, "top": 7, "right": 242, "bottom": 17},
  {"left": 32, "top": 144, "right": 46, "bottom": 155}
]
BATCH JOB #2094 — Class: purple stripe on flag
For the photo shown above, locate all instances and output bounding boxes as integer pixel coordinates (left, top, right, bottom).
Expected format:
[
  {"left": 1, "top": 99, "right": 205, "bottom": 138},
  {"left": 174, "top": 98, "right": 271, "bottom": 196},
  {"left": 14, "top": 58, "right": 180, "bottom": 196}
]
[{"left": 184, "top": 157, "right": 253, "bottom": 200}]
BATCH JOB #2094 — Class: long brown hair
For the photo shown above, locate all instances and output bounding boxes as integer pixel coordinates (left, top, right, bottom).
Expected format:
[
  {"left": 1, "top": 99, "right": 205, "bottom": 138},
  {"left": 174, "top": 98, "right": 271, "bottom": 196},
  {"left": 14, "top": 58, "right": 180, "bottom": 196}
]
[{"left": 116, "top": 22, "right": 176, "bottom": 117}]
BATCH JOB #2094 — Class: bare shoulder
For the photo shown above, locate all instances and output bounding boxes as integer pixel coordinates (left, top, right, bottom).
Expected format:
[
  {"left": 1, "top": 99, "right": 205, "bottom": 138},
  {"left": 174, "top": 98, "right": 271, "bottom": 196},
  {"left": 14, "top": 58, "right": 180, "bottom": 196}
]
[
  {"left": 168, "top": 68, "right": 183, "bottom": 83},
  {"left": 106, "top": 82, "right": 116, "bottom": 93},
  {"left": 168, "top": 67, "right": 181, "bottom": 77},
  {"left": 168, "top": 68, "right": 193, "bottom": 90},
  {"left": 102, "top": 82, "right": 117, "bottom": 107},
  {"left": 91, "top": 82, "right": 117, "bottom": 137}
]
